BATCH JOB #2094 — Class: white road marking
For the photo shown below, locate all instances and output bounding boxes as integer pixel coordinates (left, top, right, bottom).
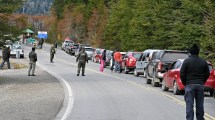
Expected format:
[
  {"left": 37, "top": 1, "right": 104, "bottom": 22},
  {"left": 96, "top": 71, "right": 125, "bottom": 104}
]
[{"left": 36, "top": 63, "right": 74, "bottom": 120}]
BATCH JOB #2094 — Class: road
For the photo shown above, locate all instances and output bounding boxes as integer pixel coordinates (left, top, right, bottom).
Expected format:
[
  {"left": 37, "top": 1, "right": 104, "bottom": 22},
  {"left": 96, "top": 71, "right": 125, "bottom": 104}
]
[{"left": 26, "top": 44, "right": 215, "bottom": 120}]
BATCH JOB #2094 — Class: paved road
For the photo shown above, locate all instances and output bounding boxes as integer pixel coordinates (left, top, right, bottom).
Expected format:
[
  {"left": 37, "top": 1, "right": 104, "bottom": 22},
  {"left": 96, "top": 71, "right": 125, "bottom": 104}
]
[{"left": 28, "top": 44, "right": 215, "bottom": 120}]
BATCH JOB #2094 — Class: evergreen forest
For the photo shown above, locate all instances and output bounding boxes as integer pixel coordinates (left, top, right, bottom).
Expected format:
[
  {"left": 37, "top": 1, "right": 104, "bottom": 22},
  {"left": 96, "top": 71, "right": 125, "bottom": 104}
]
[{"left": 51, "top": 0, "right": 215, "bottom": 63}]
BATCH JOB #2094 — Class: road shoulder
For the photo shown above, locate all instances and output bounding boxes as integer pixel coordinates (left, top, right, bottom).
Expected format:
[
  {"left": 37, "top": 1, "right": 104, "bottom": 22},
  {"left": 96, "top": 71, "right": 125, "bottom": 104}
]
[{"left": 0, "top": 58, "right": 64, "bottom": 120}]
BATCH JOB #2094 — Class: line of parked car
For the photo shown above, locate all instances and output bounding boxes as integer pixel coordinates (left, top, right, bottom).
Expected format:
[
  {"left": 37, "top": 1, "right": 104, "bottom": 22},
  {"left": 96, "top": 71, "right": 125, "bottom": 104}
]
[{"left": 61, "top": 39, "right": 215, "bottom": 97}]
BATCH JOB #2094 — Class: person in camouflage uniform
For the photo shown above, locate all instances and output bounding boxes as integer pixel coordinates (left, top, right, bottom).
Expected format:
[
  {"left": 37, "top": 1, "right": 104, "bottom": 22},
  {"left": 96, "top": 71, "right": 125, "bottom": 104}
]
[
  {"left": 28, "top": 47, "right": 37, "bottom": 76},
  {"left": 0, "top": 46, "right": 11, "bottom": 69},
  {"left": 76, "top": 47, "right": 88, "bottom": 76},
  {"left": 50, "top": 44, "right": 56, "bottom": 63}
]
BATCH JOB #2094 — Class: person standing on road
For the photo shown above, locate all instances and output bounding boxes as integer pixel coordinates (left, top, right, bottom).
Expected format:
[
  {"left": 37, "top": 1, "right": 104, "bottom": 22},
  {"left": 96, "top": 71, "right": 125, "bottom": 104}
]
[
  {"left": 114, "top": 49, "right": 122, "bottom": 73},
  {"left": 76, "top": 47, "right": 88, "bottom": 76},
  {"left": 50, "top": 44, "right": 56, "bottom": 63},
  {"left": 28, "top": 47, "right": 37, "bottom": 76},
  {"left": 180, "top": 44, "right": 210, "bottom": 120},
  {"left": 100, "top": 49, "right": 106, "bottom": 72},
  {"left": 41, "top": 38, "right": 44, "bottom": 49},
  {"left": 110, "top": 50, "right": 116, "bottom": 72},
  {"left": 0, "top": 46, "right": 11, "bottom": 69}
]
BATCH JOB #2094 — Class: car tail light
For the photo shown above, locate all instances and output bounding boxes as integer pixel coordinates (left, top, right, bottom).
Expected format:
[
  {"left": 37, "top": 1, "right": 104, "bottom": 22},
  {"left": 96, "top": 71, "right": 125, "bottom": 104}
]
[{"left": 158, "top": 62, "right": 162, "bottom": 71}]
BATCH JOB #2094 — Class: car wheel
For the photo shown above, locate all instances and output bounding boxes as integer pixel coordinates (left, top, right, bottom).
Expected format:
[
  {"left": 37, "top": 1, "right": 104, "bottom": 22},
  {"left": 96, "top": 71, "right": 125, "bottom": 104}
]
[
  {"left": 134, "top": 70, "right": 139, "bottom": 77},
  {"left": 209, "top": 91, "right": 213, "bottom": 97},
  {"left": 143, "top": 69, "right": 146, "bottom": 78},
  {"left": 151, "top": 72, "right": 159, "bottom": 87},
  {"left": 173, "top": 81, "right": 180, "bottom": 95},
  {"left": 161, "top": 79, "right": 169, "bottom": 91},
  {"left": 103, "top": 63, "right": 106, "bottom": 68},
  {"left": 124, "top": 66, "right": 129, "bottom": 74}
]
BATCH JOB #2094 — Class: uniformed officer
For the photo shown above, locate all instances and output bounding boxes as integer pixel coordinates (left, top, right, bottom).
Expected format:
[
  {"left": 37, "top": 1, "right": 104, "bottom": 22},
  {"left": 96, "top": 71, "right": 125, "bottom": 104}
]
[
  {"left": 28, "top": 47, "right": 37, "bottom": 76},
  {"left": 76, "top": 47, "right": 88, "bottom": 76},
  {"left": 50, "top": 44, "right": 56, "bottom": 63}
]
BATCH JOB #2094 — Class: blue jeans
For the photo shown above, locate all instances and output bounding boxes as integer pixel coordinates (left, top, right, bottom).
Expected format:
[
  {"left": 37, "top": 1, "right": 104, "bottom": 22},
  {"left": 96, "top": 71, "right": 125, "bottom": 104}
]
[
  {"left": 184, "top": 84, "right": 205, "bottom": 120},
  {"left": 114, "top": 61, "right": 120, "bottom": 72}
]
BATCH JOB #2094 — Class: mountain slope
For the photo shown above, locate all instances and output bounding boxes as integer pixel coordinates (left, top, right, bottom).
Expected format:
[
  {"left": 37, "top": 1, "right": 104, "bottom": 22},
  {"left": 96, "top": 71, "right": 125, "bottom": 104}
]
[{"left": 18, "top": 0, "right": 53, "bottom": 15}]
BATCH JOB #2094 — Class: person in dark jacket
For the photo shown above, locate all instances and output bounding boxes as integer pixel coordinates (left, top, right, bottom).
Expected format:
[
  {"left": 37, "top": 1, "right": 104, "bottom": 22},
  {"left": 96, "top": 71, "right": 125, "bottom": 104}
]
[
  {"left": 28, "top": 47, "right": 37, "bottom": 76},
  {"left": 50, "top": 44, "right": 56, "bottom": 63},
  {"left": 110, "top": 50, "right": 116, "bottom": 72},
  {"left": 180, "top": 44, "right": 210, "bottom": 120},
  {"left": 0, "top": 46, "right": 11, "bottom": 69},
  {"left": 76, "top": 47, "right": 88, "bottom": 76},
  {"left": 102, "top": 49, "right": 106, "bottom": 66}
]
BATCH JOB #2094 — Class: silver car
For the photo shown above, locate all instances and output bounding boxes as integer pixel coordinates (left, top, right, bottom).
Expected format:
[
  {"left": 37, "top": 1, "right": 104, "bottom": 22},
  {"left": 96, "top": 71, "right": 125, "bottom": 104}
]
[{"left": 84, "top": 47, "right": 94, "bottom": 60}]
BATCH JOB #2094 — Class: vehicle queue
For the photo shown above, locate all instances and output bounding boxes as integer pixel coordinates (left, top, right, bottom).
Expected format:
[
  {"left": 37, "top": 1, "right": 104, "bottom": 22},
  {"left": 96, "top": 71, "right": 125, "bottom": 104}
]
[{"left": 61, "top": 39, "right": 215, "bottom": 98}]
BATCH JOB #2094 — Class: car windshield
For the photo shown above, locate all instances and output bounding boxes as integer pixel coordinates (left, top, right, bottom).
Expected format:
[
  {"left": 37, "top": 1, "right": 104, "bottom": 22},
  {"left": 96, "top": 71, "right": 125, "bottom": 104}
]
[
  {"left": 13, "top": 46, "right": 22, "bottom": 49},
  {"left": 85, "top": 48, "right": 93, "bottom": 51},
  {"left": 65, "top": 41, "right": 73, "bottom": 43},
  {"left": 96, "top": 50, "right": 101, "bottom": 54},
  {"left": 132, "top": 53, "right": 142, "bottom": 59},
  {"left": 162, "top": 53, "right": 189, "bottom": 61}
]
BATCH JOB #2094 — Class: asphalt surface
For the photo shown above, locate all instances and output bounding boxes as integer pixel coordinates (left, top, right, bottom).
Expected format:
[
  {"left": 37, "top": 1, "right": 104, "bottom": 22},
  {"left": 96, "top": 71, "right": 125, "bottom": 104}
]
[
  {"left": 0, "top": 51, "right": 64, "bottom": 120},
  {"left": 38, "top": 44, "right": 215, "bottom": 120}
]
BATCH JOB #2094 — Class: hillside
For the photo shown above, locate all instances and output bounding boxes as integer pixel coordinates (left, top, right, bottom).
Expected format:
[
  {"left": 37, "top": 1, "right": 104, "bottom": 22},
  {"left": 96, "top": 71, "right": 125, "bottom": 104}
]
[{"left": 17, "top": 0, "right": 53, "bottom": 15}]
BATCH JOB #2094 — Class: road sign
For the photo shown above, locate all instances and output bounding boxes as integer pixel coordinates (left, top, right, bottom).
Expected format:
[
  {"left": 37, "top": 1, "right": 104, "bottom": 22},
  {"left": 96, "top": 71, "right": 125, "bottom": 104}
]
[{"left": 38, "top": 31, "right": 48, "bottom": 39}]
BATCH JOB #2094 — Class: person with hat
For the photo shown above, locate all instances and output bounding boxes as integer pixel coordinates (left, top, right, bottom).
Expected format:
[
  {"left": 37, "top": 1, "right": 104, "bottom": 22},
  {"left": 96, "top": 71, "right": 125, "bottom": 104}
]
[
  {"left": 76, "top": 47, "right": 88, "bottom": 76},
  {"left": 28, "top": 47, "right": 37, "bottom": 76},
  {"left": 180, "top": 44, "right": 210, "bottom": 120}
]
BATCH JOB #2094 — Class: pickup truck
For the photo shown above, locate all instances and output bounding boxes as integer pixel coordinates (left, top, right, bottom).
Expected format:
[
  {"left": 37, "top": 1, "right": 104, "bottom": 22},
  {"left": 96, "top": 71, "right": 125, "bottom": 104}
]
[{"left": 145, "top": 50, "right": 189, "bottom": 87}]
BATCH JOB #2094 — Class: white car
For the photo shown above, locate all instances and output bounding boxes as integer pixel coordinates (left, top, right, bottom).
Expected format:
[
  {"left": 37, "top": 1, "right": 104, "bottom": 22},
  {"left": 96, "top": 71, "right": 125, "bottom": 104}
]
[
  {"left": 61, "top": 40, "right": 74, "bottom": 51},
  {"left": 10, "top": 45, "right": 24, "bottom": 58}
]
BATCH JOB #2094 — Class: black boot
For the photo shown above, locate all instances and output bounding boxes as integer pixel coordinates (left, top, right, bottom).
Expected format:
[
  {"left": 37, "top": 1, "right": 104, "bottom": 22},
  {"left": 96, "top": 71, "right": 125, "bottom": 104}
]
[
  {"left": 77, "top": 73, "right": 79, "bottom": 76},
  {"left": 82, "top": 73, "right": 85, "bottom": 76}
]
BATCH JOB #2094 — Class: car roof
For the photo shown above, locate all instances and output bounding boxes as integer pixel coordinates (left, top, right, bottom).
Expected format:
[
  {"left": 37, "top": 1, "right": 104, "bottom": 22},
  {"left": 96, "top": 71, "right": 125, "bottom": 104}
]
[
  {"left": 84, "top": 47, "right": 93, "bottom": 49},
  {"left": 120, "top": 52, "right": 126, "bottom": 54}
]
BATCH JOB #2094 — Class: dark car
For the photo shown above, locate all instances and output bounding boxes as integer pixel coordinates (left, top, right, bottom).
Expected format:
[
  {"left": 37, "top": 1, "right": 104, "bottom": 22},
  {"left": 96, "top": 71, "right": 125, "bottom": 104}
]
[
  {"left": 145, "top": 50, "right": 189, "bottom": 87},
  {"left": 67, "top": 44, "right": 78, "bottom": 55},
  {"left": 162, "top": 59, "right": 215, "bottom": 96}
]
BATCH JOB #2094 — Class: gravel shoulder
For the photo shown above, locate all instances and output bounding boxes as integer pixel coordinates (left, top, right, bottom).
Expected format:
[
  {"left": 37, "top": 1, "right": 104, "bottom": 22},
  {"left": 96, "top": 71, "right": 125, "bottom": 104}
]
[{"left": 0, "top": 57, "right": 64, "bottom": 120}]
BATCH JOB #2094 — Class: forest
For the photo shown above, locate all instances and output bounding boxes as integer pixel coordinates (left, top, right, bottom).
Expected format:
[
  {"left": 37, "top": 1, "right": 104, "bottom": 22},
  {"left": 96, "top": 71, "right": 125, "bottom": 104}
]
[
  {"left": 51, "top": 0, "right": 215, "bottom": 64},
  {"left": 0, "top": 0, "right": 215, "bottom": 64}
]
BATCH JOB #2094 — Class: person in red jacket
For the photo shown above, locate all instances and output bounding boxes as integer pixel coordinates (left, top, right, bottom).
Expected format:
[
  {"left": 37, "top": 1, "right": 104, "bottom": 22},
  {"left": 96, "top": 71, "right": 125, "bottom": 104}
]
[{"left": 113, "top": 49, "right": 122, "bottom": 73}]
